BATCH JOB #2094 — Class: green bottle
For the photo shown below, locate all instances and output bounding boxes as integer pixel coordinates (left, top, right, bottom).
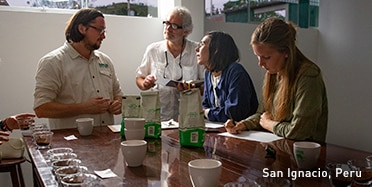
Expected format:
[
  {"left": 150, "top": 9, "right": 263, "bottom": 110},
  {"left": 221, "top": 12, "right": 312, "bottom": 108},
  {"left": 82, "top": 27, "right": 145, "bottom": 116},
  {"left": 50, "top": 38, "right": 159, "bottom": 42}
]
[{"left": 120, "top": 117, "right": 125, "bottom": 139}]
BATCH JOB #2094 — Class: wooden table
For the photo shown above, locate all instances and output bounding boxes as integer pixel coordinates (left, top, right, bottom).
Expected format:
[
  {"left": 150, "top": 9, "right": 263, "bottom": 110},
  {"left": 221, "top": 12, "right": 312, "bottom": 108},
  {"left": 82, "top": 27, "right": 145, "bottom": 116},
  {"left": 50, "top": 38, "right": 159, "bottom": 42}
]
[{"left": 23, "top": 126, "right": 372, "bottom": 187}]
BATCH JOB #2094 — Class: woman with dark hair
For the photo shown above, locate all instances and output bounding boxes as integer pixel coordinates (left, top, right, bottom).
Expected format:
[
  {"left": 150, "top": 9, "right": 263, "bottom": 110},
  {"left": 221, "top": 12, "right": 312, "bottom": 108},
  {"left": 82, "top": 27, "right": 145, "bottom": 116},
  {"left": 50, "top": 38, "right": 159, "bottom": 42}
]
[
  {"left": 196, "top": 31, "right": 258, "bottom": 122},
  {"left": 225, "top": 18, "right": 328, "bottom": 143}
]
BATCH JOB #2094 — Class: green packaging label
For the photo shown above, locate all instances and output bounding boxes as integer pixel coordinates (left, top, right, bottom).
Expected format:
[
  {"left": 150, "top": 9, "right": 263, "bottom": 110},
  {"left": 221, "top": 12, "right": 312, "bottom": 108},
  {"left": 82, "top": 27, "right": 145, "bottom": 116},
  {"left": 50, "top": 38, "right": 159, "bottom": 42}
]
[
  {"left": 179, "top": 128, "right": 205, "bottom": 147},
  {"left": 145, "top": 122, "right": 161, "bottom": 138},
  {"left": 121, "top": 95, "right": 141, "bottom": 138}
]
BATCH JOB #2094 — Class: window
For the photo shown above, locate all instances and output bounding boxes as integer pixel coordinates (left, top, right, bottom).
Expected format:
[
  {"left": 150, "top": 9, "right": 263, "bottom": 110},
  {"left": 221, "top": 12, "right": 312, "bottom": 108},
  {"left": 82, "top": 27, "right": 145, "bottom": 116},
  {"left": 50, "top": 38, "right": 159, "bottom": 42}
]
[
  {"left": 205, "top": 0, "right": 319, "bottom": 28},
  {"left": 2, "top": 0, "right": 159, "bottom": 17}
]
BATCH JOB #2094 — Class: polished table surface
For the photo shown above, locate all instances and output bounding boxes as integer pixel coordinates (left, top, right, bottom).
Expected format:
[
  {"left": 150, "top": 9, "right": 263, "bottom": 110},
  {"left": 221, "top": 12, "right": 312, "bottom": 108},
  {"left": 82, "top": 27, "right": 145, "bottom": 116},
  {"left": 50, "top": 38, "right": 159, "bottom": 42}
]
[{"left": 23, "top": 126, "right": 372, "bottom": 187}]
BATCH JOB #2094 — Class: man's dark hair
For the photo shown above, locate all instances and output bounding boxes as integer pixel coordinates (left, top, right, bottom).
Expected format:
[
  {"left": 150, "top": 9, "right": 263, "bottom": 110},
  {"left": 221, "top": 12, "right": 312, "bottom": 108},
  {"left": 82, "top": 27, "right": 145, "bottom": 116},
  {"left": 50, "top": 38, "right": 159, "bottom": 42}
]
[{"left": 65, "top": 8, "right": 104, "bottom": 43}]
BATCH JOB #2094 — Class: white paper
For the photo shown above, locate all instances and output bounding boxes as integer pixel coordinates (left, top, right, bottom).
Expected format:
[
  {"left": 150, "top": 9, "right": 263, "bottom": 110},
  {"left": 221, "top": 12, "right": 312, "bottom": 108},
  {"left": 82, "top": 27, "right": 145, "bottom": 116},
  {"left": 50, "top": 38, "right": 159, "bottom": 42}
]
[
  {"left": 160, "top": 120, "right": 224, "bottom": 129},
  {"left": 64, "top": 135, "right": 77, "bottom": 140},
  {"left": 161, "top": 119, "right": 179, "bottom": 129},
  {"left": 108, "top": 124, "right": 121, "bottom": 132},
  {"left": 205, "top": 121, "right": 224, "bottom": 129},
  {"left": 94, "top": 169, "right": 117, "bottom": 178},
  {"left": 218, "top": 130, "right": 283, "bottom": 143}
]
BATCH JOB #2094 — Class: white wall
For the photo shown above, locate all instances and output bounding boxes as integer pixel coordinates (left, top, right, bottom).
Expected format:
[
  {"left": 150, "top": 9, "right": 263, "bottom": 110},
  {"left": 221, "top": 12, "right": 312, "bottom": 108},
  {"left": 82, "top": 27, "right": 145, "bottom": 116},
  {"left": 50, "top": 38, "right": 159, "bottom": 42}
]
[{"left": 317, "top": 0, "right": 372, "bottom": 152}]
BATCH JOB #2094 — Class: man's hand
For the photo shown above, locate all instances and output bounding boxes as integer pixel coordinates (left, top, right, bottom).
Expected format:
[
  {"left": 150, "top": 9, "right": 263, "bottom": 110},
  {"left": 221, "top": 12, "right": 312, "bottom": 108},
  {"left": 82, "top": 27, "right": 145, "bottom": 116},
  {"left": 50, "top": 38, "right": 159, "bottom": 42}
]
[
  {"left": 142, "top": 75, "right": 156, "bottom": 90},
  {"left": 4, "top": 113, "right": 36, "bottom": 131},
  {"left": 109, "top": 99, "right": 122, "bottom": 115},
  {"left": 84, "top": 97, "right": 111, "bottom": 114}
]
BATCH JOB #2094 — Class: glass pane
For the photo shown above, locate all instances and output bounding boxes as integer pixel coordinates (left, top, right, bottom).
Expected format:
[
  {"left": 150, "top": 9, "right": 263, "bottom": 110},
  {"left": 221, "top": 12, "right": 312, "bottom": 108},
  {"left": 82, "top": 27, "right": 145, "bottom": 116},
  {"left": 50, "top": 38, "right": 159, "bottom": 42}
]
[
  {"left": 205, "top": 0, "right": 319, "bottom": 28},
  {"left": 3, "top": 0, "right": 158, "bottom": 17}
]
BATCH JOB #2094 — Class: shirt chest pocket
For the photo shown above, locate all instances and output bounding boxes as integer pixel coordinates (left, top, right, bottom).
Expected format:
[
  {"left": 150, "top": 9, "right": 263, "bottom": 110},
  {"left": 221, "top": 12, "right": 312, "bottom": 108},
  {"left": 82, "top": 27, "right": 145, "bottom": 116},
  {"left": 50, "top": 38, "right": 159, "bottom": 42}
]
[
  {"left": 182, "top": 66, "right": 198, "bottom": 80},
  {"left": 98, "top": 70, "right": 113, "bottom": 91},
  {"left": 100, "top": 70, "right": 112, "bottom": 77}
]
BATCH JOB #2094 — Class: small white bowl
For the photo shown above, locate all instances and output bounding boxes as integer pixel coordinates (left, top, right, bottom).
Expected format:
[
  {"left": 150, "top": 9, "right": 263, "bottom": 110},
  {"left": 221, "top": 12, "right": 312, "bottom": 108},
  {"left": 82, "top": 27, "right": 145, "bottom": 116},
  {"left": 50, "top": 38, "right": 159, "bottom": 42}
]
[
  {"left": 188, "top": 159, "right": 222, "bottom": 187},
  {"left": 121, "top": 140, "right": 147, "bottom": 167},
  {"left": 124, "top": 118, "right": 146, "bottom": 130},
  {"left": 124, "top": 128, "right": 145, "bottom": 140}
]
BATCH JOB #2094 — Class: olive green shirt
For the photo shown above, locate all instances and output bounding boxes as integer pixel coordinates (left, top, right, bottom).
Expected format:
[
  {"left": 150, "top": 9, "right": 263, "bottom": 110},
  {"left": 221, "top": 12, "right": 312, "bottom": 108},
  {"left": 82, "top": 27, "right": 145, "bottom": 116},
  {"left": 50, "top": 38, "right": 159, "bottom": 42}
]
[{"left": 241, "top": 64, "right": 328, "bottom": 143}]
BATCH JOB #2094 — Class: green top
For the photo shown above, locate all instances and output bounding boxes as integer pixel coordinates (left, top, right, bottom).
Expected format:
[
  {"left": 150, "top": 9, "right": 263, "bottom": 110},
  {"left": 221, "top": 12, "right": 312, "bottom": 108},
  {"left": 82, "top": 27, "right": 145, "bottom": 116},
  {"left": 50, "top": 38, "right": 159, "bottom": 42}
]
[{"left": 241, "top": 64, "right": 328, "bottom": 143}]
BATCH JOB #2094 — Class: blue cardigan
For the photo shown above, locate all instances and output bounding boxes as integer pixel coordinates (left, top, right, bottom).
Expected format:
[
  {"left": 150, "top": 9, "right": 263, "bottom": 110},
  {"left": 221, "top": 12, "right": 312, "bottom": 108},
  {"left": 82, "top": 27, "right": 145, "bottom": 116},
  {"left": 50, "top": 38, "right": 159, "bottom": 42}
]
[{"left": 202, "top": 62, "right": 258, "bottom": 122}]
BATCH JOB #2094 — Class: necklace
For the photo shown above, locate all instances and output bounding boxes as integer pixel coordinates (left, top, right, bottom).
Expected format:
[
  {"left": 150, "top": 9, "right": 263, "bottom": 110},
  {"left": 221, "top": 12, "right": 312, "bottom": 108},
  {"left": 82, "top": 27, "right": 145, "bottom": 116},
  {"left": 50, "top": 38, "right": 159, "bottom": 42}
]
[{"left": 164, "top": 39, "right": 185, "bottom": 81}]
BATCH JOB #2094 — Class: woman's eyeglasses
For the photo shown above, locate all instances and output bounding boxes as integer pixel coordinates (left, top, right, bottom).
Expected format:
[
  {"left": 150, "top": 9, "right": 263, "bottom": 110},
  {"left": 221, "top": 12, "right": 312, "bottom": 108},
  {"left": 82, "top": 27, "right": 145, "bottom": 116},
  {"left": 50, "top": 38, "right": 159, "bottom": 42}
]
[
  {"left": 164, "top": 51, "right": 183, "bottom": 81},
  {"left": 162, "top": 21, "right": 183, "bottom": 30}
]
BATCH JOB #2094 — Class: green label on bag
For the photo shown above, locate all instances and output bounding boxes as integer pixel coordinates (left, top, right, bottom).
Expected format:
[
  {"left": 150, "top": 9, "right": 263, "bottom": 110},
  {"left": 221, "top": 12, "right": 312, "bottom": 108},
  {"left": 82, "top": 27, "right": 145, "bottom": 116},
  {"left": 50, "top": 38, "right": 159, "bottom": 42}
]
[
  {"left": 145, "top": 122, "right": 161, "bottom": 138},
  {"left": 179, "top": 128, "right": 205, "bottom": 147},
  {"left": 120, "top": 118, "right": 125, "bottom": 138}
]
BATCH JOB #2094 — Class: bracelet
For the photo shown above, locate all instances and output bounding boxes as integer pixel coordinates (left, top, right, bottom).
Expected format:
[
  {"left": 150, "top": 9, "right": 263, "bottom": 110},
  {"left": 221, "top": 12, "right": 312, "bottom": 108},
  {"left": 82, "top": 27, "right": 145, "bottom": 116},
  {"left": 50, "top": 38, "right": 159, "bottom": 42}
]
[{"left": 0, "top": 120, "right": 8, "bottom": 131}]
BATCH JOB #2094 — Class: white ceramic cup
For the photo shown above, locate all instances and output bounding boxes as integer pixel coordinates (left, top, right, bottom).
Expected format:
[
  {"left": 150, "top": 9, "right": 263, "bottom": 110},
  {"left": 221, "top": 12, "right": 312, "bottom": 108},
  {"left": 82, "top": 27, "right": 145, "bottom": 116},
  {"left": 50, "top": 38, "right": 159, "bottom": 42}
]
[
  {"left": 121, "top": 140, "right": 147, "bottom": 167},
  {"left": 293, "top": 141, "right": 321, "bottom": 169},
  {"left": 188, "top": 158, "right": 222, "bottom": 187},
  {"left": 76, "top": 118, "right": 94, "bottom": 136},
  {"left": 124, "top": 128, "right": 145, "bottom": 140},
  {"left": 124, "top": 118, "right": 146, "bottom": 130}
]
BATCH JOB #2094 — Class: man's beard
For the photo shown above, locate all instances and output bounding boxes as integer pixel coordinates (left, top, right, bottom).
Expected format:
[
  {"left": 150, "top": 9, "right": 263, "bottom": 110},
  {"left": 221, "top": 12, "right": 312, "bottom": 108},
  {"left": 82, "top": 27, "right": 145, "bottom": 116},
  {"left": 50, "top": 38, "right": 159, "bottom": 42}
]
[
  {"left": 92, "top": 43, "right": 100, "bottom": 50},
  {"left": 85, "top": 42, "right": 100, "bottom": 51}
]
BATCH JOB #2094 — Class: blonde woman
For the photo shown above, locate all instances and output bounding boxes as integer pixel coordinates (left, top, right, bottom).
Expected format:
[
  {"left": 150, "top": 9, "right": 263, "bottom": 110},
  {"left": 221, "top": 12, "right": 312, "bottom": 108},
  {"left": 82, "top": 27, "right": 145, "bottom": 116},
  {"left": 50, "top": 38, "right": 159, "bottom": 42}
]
[{"left": 225, "top": 18, "right": 328, "bottom": 143}]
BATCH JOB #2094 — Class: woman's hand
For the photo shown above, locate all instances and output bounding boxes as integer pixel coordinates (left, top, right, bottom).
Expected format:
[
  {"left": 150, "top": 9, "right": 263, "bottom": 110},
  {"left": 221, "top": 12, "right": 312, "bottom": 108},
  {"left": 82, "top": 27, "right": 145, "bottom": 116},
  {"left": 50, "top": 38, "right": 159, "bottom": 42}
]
[
  {"left": 0, "top": 131, "right": 10, "bottom": 145},
  {"left": 259, "top": 112, "right": 278, "bottom": 132},
  {"left": 224, "top": 119, "right": 246, "bottom": 134}
]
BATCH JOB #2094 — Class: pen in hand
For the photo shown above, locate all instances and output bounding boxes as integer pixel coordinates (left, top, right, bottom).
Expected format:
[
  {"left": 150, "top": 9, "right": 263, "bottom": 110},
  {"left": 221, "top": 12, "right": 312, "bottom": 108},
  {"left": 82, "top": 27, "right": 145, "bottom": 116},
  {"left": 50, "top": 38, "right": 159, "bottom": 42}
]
[{"left": 228, "top": 108, "right": 236, "bottom": 126}]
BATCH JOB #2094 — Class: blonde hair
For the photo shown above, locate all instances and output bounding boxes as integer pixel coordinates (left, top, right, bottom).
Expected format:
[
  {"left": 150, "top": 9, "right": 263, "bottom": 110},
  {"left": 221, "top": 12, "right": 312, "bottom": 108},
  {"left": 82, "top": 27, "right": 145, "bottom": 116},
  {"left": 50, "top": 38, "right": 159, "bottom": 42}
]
[{"left": 251, "top": 17, "right": 320, "bottom": 121}]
